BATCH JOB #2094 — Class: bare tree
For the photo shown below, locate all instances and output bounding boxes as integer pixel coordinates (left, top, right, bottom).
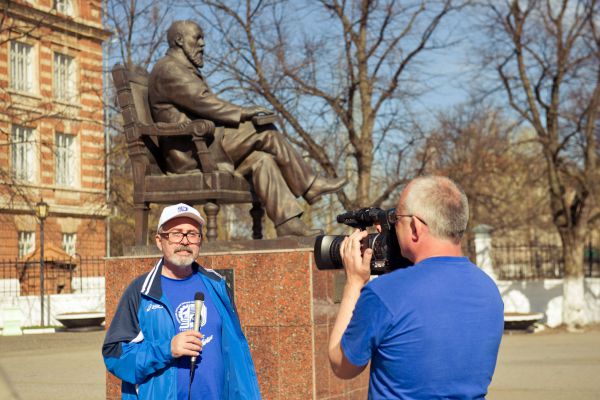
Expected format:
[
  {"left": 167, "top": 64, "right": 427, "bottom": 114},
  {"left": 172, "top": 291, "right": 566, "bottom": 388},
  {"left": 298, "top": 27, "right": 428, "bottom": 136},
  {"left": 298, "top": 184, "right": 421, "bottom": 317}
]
[
  {"left": 0, "top": 1, "right": 107, "bottom": 215},
  {"left": 104, "top": 0, "right": 180, "bottom": 69},
  {"left": 0, "top": 1, "right": 53, "bottom": 211},
  {"left": 186, "top": 0, "right": 467, "bottom": 211},
  {"left": 477, "top": 0, "right": 599, "bottom": 328},
  {"left": 103, "top": 0, "right": 182, "bottom": 253},
  {"left": 425, "top": 102, "right": 551, "bottom": 235}
]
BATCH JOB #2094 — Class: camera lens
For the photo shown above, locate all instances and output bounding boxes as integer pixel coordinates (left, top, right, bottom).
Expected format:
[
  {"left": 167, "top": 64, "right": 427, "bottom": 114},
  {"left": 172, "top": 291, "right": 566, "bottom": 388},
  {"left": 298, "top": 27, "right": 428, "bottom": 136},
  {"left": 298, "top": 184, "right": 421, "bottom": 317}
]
[
  {"left": 313, "top": 230, "right": 412, "bottom": 273},
  {"left": 313, "top": 235, "right": 346, "bottom": 270}
]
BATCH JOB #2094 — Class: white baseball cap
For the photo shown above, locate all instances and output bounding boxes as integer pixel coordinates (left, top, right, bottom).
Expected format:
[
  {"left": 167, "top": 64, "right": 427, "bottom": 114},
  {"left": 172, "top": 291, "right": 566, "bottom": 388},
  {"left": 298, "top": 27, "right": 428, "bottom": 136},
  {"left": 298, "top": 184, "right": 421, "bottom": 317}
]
[{"left": 157, "top": 203, "right": 206, "bottom": 232}]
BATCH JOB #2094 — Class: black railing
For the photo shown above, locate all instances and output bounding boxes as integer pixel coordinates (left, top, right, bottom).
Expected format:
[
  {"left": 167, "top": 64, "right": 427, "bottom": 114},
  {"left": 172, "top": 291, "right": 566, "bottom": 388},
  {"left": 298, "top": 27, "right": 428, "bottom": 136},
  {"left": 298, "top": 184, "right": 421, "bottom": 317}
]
[
  {"left": 585, "top": 241, "right": 600, "bottom": 278},
  {"left": 492, "top": 240, "right": 600, "bottom": 280},
  {"left": 0, "top": 257, "right": 105, "bottom": 297}
]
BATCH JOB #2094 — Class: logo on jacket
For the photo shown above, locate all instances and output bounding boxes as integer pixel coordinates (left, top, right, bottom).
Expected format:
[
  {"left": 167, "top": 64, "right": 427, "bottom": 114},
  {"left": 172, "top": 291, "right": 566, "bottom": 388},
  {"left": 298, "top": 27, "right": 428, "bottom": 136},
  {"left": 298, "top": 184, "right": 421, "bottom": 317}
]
[{"left": 146, "top": 304, "right": 164, "bottom": 312}]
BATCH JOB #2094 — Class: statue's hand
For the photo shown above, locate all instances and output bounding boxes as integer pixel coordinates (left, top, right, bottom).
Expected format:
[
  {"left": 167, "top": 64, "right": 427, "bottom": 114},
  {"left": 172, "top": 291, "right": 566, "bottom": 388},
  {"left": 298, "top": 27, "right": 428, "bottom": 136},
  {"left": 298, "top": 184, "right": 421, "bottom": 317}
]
[{"left": 241, "top": 106, "right": 274, "bottom": 121}]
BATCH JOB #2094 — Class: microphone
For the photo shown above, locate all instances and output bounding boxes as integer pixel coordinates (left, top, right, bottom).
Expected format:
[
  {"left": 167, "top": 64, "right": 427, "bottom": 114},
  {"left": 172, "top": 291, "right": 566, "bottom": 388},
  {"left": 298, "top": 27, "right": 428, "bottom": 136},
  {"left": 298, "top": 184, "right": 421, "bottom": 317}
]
[{"left": 190, "top": 292, "right": 204, "bottom": 368}]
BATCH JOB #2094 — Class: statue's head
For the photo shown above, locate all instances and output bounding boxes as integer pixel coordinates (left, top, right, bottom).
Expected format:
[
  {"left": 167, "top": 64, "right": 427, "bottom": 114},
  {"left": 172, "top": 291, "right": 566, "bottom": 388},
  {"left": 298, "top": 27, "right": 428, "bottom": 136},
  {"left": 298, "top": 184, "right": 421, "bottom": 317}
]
[{"left": 167, "top": 20, "right": 204, "bottom": 68}]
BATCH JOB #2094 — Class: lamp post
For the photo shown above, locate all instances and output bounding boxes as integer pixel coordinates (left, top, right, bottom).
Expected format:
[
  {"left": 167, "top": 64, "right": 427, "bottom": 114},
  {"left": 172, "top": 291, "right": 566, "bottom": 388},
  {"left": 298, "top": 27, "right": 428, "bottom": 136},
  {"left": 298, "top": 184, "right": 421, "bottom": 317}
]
[{"left": 35, "top": 199, "right": 48, "bottom": 326}]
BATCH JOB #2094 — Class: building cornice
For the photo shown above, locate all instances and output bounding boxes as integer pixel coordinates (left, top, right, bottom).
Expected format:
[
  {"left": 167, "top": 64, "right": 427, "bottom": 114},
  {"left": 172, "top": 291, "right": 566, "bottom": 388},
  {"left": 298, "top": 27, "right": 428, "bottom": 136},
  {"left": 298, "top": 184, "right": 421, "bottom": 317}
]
[
  {"left": 0, "top": 202, "right": 110, "bottom": 218},
  {"left": 0, "top": 182, "right": 106, "bottom": 195},
  {"left": 2, "top": 1, "right": 113, "bottom": 43}
]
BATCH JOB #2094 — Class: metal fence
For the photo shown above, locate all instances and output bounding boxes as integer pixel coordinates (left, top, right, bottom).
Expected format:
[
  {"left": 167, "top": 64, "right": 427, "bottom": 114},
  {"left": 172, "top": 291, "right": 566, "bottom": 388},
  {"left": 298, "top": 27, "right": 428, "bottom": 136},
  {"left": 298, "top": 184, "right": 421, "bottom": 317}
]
[
  {"left": 0, "top": 256, "right": 105, "bottom": 297},
  {"left": 492, "top": 240, "right": 600, "bottom": 280}
]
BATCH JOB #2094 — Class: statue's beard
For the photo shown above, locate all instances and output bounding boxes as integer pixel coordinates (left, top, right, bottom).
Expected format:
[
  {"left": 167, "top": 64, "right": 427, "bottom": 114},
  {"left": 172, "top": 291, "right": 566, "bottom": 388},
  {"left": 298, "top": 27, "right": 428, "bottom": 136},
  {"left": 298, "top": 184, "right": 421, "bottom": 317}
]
[{"left": 184, "top": 45, "right": 203, "bottom": 68}]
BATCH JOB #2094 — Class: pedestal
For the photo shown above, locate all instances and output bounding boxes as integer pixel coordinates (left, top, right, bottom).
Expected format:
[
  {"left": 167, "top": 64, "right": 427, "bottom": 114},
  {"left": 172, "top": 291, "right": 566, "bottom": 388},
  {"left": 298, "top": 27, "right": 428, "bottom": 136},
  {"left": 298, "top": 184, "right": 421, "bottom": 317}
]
[{"left": 105, "top": 239, "right": 368, "bottom": 399}]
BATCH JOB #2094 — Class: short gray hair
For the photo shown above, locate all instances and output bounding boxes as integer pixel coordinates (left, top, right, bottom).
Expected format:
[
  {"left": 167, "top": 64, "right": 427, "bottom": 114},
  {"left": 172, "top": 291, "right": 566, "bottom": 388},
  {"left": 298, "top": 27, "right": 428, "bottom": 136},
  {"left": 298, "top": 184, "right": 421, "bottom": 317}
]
[{"left": 402, "top": 175, "right": 469, "bottom": 242}]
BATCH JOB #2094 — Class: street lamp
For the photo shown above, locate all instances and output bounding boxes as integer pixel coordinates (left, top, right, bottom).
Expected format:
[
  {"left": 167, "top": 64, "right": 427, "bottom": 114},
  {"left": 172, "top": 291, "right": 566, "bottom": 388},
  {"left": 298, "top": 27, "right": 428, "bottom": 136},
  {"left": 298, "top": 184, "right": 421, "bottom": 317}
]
[{"left": 35, "top": 199, "right": 48, "bottom": 326}]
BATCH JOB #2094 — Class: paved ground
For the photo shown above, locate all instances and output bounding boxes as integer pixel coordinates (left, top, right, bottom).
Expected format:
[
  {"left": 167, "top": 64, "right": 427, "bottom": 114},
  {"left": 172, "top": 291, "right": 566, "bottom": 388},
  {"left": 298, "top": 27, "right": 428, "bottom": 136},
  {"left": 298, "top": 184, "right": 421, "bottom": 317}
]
[
  {"left": 488, "top": 325, "right": 600, "bottom": 400},
  {"left": 0, "top": 328, "right": 106, "bottom": 400},
  {"left": 0, "top": 326, "right": 598, "bottom": 399}
]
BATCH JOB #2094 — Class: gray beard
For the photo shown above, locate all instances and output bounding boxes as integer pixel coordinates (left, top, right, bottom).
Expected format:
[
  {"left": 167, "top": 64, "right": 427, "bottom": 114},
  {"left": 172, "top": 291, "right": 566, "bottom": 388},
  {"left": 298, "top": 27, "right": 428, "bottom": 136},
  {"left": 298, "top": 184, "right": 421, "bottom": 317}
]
[
  {"left": 168, "top": 254, "right": 194, "bottom": 268},
  {"left": 165, "top": 246, "right": 195, "bottom": 268},
  {"left": 183, "top": 46, "right": 203, "bottom": 68}
]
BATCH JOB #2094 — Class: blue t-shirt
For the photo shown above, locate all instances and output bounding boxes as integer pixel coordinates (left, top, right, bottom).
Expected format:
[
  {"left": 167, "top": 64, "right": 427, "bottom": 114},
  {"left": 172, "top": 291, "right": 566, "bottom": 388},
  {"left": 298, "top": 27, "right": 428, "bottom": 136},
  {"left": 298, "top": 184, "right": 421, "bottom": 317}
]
[
  {"left": 341, "top": 257, "right": 504, "bottom": 399},
  {"left": 161, "top": 274, "right": 224, "bottom": 400}
]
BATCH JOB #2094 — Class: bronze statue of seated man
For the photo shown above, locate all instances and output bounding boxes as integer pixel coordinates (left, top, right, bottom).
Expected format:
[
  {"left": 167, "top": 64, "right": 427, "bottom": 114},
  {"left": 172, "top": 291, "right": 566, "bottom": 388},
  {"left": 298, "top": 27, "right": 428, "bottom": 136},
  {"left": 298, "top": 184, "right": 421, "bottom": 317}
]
[{"left": 148, "top": 20, "right": 346, "bottom": 236}]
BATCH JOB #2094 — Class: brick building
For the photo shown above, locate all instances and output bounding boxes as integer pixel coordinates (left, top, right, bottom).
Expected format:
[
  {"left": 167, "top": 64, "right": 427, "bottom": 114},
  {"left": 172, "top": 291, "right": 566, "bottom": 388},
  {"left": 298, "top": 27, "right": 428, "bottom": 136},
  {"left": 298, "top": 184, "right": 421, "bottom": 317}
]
[{"left": 0, "top": 0, "right": 111, "bottom": 260}]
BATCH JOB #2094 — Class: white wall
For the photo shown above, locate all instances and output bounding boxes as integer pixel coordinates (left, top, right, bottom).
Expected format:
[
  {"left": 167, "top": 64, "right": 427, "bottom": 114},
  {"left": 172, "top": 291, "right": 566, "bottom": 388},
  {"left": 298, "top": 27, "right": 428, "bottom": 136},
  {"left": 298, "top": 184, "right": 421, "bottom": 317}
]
[
  {"left": 0, "top": 278, "right": 105, "bottom": 329},
  {"left": 497, "top": 278, "right": 600, "bottom": 327},
  {"left": 472, "top": 225, "right": 600, "bottom": 327}
]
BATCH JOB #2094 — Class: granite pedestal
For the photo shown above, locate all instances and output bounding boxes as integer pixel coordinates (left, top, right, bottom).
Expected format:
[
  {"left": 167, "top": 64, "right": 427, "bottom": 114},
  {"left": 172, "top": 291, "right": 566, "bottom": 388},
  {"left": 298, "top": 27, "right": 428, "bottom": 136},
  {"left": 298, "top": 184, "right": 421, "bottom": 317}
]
[{"left": 105, "top": 238, "right": 368, "bottom": 399}]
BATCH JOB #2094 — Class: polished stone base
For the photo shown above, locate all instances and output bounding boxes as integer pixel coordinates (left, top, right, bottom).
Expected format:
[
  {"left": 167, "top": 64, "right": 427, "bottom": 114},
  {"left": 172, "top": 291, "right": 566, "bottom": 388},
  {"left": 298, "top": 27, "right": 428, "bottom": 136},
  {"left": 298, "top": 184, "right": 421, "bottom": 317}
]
[{"left": 124, "top": 236, "right": 318, "bottom": 256}]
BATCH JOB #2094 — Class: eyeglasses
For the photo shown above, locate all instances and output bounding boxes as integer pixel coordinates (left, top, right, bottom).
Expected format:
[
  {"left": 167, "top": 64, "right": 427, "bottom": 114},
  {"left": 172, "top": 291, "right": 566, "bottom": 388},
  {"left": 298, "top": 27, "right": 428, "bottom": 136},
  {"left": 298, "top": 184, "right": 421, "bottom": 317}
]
[
  {"left": 388, "top": 210, "right": 428, "bottom": 226},
  {"left": 159, "top": 231, "right": 202, "bottom": 244}
]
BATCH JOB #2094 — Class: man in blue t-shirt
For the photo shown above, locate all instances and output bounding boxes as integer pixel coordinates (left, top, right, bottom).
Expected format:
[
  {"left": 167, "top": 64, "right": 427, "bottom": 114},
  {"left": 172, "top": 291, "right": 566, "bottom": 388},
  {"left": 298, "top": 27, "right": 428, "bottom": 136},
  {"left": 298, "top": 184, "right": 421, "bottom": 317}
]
[
  {"left": 103, "top": 203, "right": 261, "bottom": 399},
  {"left": 161, "top": 267, "right": 225, "bottom": 398},
  {"left": 328, "top": 176, "right": 504, "bottom": 399}
]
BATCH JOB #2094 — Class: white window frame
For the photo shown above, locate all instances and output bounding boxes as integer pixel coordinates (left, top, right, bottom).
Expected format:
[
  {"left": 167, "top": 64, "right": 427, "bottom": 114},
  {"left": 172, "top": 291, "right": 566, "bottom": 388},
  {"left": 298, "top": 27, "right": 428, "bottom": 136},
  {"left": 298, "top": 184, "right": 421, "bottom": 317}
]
[
  {"left": 55, "top": 132, "right": 78, "bottom": 187},
  {"left": 55, "top": 0, "right": 74, "bottom": 16},
  {"left": 53, "top": 52, "right": 77, "bottom": 102},
  {"left": 61, "top": 233, "right": 77, "bottom": 256},
  {"left": 11, "top": 125, "right": 38, "bottom": 183},
  {"left": 9, "top": 41, "right": 35, "bottom": 93},
  {"left": 18, "top": 231, "right": 35, "bottom": 259}
]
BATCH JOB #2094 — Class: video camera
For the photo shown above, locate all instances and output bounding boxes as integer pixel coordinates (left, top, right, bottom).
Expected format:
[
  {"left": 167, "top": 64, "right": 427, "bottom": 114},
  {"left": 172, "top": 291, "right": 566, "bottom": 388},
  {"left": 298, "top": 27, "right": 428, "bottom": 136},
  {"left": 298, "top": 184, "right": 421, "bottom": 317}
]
[{"left": 313, "top": 207, "right": 412, "bottom": 275}]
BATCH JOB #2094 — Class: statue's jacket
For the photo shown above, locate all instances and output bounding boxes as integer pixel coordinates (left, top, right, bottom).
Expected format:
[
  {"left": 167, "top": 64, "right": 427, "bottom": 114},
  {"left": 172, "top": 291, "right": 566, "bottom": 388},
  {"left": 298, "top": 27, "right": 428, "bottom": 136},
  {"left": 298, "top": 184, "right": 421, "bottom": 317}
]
[
  {"left": 102, "top": 259, "right": 261, "bottom": 400},
  {"left": 148, "top": 50, "right": 243, "bottom": 126}
]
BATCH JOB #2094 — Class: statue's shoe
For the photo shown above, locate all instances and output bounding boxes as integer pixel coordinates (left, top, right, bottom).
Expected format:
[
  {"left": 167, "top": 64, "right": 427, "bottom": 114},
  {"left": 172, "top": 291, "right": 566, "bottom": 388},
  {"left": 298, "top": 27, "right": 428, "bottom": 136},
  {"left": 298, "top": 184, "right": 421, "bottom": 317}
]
[
  {"left": 276, "top": 217, "right": 323, "bottom": 237},
  {"left": 304, "top": 176, "right": 347, "bottom": 205}
]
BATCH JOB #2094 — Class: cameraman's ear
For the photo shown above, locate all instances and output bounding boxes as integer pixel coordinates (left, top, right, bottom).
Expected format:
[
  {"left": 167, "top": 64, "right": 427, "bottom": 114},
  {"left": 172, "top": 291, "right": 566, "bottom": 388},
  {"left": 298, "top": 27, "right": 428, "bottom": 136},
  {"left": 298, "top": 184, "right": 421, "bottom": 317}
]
[
  {"left": 410, "top": 219, "right": 419, "bottom": 241},
  {"left": 374, "top": 223, "right": 382, "bottom": 233}
]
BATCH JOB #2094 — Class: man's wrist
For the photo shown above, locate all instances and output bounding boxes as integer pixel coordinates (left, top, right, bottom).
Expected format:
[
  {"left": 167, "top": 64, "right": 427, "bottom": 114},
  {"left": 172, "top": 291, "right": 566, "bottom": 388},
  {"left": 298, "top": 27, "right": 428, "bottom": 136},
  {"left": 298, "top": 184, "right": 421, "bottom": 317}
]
[
  {"left": 345, "top": 269, "right": 370, "bottom": 288},
  {"left": 344, "top": 279, "right": 365, "bottom": 294}
]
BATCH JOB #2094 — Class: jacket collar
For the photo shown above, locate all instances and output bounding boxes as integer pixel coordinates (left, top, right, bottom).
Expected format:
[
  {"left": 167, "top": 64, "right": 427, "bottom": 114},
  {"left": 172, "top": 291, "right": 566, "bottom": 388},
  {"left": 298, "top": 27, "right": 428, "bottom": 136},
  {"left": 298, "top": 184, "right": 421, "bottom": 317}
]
[
  {"left": 165, "top": 48, "right": 203, "bottom": 77},
  {"left": 140, "top": 257, "right": 219, "bottom": 300}
]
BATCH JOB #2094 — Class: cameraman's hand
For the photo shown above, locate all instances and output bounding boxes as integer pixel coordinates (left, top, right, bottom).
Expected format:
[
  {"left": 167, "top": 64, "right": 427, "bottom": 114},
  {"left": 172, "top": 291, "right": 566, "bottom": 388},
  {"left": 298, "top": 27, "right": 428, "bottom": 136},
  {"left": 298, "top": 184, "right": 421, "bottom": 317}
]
[
  {"left": 329, "top": 229, "right": 371, "bottom": 379},
  {"left": 241, "top": 106, "right": 274, "bottom": 121},
  {"left": 340, "top": 229, "right": 372, "bottom": 287}
]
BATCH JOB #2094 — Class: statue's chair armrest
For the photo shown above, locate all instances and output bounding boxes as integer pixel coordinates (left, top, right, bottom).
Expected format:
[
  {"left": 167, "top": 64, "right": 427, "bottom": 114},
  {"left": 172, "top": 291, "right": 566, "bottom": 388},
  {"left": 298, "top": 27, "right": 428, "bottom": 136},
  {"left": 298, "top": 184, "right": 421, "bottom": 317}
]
[
  {"left": 150, "top": 120, "right": 215, "bottom": 139},
  {"left": 139, "top": 119, "right": 216, "bottom": 173}
]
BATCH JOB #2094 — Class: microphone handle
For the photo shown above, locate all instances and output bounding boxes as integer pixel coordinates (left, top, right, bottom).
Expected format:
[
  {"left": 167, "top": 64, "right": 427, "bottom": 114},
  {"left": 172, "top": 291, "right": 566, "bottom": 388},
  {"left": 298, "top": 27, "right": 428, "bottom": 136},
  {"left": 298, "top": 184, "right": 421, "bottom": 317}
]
[
  {"left": 190, "top": 299, "right": 204, "bottom": 365},
  {"left": 193, "top": 299, "right": 203, "bottom": 332}
]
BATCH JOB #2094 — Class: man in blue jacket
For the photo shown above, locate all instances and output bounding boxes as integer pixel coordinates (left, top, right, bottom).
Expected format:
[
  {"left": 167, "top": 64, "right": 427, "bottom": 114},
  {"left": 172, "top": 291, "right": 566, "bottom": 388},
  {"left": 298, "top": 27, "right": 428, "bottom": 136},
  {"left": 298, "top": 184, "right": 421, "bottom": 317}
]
[{"left": 103, "top": 203, "right": 261, "bottom": 399}]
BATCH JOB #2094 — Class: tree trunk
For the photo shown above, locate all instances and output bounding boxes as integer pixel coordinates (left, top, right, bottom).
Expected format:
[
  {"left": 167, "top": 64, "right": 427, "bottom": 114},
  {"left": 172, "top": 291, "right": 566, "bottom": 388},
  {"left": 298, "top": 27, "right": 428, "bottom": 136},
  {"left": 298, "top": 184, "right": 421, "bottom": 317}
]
[{"left": 560, "top": 233, "right": 586, "bottom": 330}]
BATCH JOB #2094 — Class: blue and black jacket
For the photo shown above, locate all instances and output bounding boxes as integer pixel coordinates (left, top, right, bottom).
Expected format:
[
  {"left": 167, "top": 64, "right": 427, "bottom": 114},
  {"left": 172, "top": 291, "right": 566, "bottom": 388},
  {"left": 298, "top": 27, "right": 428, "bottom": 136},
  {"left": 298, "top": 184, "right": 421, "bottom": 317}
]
[{"left": 102, "top": 259, "right": 261, "bottom": 399}]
